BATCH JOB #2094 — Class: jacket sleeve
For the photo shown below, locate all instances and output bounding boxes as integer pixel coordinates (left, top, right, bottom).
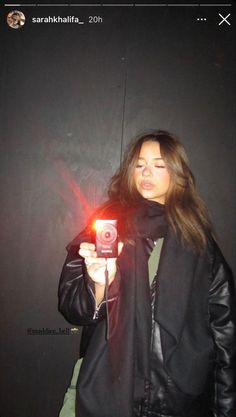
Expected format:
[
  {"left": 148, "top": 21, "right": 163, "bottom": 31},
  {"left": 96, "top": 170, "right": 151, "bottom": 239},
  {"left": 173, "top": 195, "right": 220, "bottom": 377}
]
[
  {"left": 58, "top": 232, "right": 120, "bottom": 326},
  {"left": 209, "top": 244, "right": 236, "bottom": 417}
]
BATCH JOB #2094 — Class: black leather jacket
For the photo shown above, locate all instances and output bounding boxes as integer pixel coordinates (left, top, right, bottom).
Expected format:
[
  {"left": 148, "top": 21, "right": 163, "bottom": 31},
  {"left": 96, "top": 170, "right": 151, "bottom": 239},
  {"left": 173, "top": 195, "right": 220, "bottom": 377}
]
[{"left": 58, "top": 235, "right": 236, "bottom": 417}]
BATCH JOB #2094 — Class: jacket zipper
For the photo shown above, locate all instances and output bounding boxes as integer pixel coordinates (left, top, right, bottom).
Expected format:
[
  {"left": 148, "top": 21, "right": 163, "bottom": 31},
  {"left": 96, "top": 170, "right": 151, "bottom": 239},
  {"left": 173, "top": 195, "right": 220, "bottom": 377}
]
[{"left": 88, "top": 286, "right": 117, "bottom": 320}]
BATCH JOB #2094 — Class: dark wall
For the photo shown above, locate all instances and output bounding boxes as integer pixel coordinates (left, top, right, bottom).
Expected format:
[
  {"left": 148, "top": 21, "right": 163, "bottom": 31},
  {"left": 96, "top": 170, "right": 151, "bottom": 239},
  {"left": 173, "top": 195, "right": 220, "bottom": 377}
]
[{"left": 0, "top": 3, "right": 235, "bottom": 417}]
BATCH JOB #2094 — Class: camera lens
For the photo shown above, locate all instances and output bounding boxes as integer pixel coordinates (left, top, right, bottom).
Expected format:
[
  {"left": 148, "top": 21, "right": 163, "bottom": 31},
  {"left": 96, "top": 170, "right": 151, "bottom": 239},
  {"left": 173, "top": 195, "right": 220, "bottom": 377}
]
[{"left": 97, "top": 223, "right": 117, "bottom": 244}]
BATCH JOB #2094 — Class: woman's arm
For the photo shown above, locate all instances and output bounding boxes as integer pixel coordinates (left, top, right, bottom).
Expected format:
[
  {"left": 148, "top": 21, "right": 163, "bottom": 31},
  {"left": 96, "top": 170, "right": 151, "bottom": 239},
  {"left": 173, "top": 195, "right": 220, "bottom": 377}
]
[
  {"left": 58, "top": 234, "right": 121, "bottom": 326},
  {"left": 58, "top": 244, "right": 98, "bottom": 325},
  {"left": 209, "top": 244, "right": 236, "bottom": 417}
]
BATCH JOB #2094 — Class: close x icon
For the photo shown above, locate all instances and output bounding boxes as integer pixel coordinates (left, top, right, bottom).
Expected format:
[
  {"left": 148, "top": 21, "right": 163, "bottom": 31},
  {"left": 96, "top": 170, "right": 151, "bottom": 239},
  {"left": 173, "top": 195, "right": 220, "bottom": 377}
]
[{"left": 218, "top": 13, "right": 231, "bottom": 26}]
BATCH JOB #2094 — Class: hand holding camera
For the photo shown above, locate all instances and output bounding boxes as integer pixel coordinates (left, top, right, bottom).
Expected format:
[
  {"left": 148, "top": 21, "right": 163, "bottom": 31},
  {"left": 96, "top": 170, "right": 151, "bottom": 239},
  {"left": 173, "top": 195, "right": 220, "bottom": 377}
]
[
  {"left": 79, "top": 241, "right": 123, "bottom": 286},
  {"left": 78, "top": 220, "right": 123, "bottom": 303}
]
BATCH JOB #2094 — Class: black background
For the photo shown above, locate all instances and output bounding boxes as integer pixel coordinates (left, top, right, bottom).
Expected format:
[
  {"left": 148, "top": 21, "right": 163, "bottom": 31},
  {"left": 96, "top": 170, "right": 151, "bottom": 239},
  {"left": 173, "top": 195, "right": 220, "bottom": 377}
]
[{"left": 0, "top": 1, "right": 235, "bottom": 416}]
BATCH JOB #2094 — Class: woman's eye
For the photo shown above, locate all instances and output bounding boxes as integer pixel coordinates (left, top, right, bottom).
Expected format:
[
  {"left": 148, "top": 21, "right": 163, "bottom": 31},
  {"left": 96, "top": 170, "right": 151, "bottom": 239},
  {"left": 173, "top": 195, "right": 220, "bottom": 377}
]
[{"left": 136, "top": 163, "right": 166, "bottom": 169}]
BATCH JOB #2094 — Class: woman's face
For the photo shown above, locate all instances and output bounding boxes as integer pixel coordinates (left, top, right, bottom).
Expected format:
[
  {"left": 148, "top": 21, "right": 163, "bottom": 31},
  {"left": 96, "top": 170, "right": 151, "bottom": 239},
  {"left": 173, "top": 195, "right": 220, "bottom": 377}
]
[{"left": 133, "top": 141, "right": 171, "bottom": 204}]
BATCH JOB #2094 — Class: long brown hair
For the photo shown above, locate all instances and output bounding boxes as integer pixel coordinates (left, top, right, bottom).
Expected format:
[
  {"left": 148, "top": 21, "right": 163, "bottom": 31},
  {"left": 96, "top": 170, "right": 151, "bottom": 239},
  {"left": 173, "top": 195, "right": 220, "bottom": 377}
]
[{"left": 95, "top": 130, "right": 214, "bottom": 254}]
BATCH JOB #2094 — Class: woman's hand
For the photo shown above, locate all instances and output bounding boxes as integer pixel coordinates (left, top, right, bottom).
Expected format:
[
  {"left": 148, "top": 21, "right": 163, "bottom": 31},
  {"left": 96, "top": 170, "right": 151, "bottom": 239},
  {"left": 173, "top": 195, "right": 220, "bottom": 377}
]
[{"left": 79, "top": 242, "right": 124, "bottom": 287}]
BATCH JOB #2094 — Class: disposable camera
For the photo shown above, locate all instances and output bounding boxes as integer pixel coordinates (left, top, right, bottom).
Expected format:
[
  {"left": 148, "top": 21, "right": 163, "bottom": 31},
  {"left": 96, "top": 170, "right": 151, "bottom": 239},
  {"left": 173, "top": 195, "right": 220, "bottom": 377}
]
[{"left": 95, "top": 219, "right": 118, "bottom": 258}]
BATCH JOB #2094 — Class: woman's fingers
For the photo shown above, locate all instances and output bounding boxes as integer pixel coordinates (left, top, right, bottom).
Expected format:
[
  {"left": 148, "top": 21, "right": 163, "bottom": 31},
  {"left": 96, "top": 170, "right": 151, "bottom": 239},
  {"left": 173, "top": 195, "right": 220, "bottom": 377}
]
[
  {"left": 80, "top": 242, "right": 96, "bottom": 251},
  {"left": 84, "top": 257, "right": 106, "bottom": 266},
  {"left": 79, "top": 241, "right": 124, "bottom": 260},
  {"left": 118, "top": 241, "right": 124, "bottom": 255},
  {"left": 79, "top": 244, "right": 97, "bottom": 259},
  {"left": 79, "top": 241, "right": 124, "bottom": 286}
]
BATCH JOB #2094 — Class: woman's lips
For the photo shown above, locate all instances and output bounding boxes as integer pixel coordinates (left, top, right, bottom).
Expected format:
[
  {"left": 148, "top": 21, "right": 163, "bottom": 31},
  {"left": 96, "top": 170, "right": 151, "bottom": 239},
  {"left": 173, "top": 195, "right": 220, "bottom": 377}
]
[{"left": 140, "top": 181, "right": 154, "bottom": 190}]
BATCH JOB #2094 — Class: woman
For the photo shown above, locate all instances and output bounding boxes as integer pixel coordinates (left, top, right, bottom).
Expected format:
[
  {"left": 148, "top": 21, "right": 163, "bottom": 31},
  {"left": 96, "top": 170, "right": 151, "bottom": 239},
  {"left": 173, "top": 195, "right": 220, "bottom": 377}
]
[{"left": 58, "top": 130, "right": 236, "bottom": 417}]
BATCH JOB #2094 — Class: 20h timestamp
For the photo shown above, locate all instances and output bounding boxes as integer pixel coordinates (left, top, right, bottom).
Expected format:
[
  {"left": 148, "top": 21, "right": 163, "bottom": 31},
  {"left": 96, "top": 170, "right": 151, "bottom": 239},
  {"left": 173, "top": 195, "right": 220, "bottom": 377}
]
[{"left": 89, "top": 16, "right": 103, "bottom": 24}]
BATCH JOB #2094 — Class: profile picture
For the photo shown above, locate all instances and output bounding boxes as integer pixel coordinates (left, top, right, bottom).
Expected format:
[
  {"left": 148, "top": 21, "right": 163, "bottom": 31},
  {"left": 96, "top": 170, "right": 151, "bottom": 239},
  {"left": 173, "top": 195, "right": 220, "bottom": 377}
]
[{"left": 7, "top": 10, "right": 25, "bottom": 29}]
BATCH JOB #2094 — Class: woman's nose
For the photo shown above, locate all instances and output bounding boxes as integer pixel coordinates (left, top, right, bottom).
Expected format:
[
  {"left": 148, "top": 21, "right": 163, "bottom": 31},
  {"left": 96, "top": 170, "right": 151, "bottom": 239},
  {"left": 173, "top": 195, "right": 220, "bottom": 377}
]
[{"left": 142, "top": 166, "right": 152, "bottom": 176}]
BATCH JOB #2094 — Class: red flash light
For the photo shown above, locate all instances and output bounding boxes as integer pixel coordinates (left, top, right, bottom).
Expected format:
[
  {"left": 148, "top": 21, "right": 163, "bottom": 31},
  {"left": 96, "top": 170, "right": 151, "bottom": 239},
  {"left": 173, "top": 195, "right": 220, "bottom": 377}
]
[{"left": 94, "top": 220, "right": 105, "bottom": 232}]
